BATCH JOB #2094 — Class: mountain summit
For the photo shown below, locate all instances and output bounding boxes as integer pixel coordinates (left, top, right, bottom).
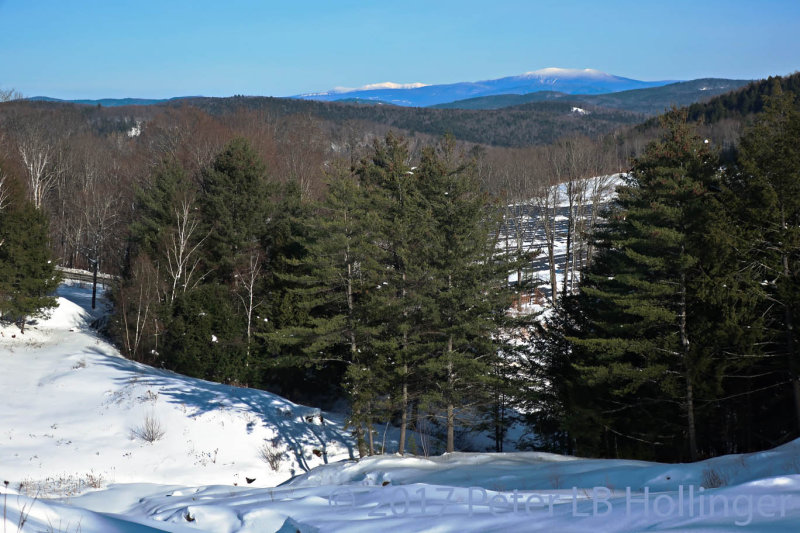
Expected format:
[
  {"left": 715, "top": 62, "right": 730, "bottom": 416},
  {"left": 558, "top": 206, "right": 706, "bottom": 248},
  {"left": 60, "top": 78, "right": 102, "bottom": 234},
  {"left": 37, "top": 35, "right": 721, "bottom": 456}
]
[
  {"left": 296, "top": 68, "right": 674, "bottom": 107},
  {"left": 519, "top": 67, "right": 617, "bottom": 79}
]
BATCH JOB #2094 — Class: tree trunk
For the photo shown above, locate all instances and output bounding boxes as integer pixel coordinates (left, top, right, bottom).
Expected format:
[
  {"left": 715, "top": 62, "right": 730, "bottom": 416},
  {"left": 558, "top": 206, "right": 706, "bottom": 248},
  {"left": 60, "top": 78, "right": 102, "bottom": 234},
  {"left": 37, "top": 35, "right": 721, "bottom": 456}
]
[
  {"left": 562, "top": 206, "right": 572, "bottom": 298},
  {"left": 399, "top": 371, "right": 408, "bottom": 455},
  {"left": 345, "top": 254, "right": 367, "bottom": 458},
  {"left": 548, "top": 252, "right": 557, "bottom": 303},
  {"left": 494, "top": 393, "right": 501, "bottom": 452},
  {"left": 783, "top": 252, "right": 800, "bottom": 431},
  {"left": 537, "top": 188, "right": 559, "bottom": 306},
  {"left": 679, "top": 267, "right": 698, "bottom": 461},
  {"left": 353, "top": 403, "right": 367, "bottom": 458},
  {"left": 368, "top": 417, "right": 375, "bottom": 456},
  {"left": 91, "top": 256, "right": 98, "bottom": 310},
  {"left": 446, "top": 334, "right": 455, "bottom": 453},
  {"left": 685, "top": 378, "right": 698, "bottom": 461},
  {"left": 398, "top": 268, "right": 409, "bottom": 455},
  {"left": 494, "top": 391, "right": 504, "bottom": 452},
  {"left": 447, "top": 403, "right": 455, "bottom": 453},
  {"left": 778, "top": 208, "right": 800, "bottom": 432}
]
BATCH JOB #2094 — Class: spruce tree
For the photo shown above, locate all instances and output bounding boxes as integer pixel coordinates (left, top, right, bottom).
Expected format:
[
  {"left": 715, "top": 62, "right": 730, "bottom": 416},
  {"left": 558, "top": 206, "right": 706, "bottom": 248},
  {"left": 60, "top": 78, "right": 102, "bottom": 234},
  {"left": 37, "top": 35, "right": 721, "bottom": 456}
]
[
  {"left": 565, "top": 113, "right": 721, "bottom": 460},
  {"left": 528, "top": 294, "right": 584, "bottom": 454},
  {"left": 114, "top": 161, "right": 188, "bottom": 362},
  {"left": 0, "top": 198, "right": 60, "bottom": 332},
  {"left": 310, "top": 170, "right": 383, "bottom": 456},
  {"left": 257, "top": 179, "right": 340, "bottom": 401},
  {"left": 199, "top": 137, "right": 274, "bottom": 283},
  {"left": 130, "top": 159, "right": 193, "bottom": 261},
  {"left": 116, "top": 143, "right": 273, "bottom": 386},
  {"left": 161, "top": 283, "right": 247, "bottom": 383},
  {"left": 195, "top": 138, "right": 275, "bottom": 384}
]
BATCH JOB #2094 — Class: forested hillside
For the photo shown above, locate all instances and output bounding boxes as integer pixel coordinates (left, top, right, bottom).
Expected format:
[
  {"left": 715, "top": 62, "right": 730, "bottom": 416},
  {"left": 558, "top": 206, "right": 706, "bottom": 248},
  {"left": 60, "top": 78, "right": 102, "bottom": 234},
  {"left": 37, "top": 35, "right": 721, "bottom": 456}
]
[
  {"left": 2, "top": 73, "right": 800, "bottom": 462},
  {"left": 684, "top": 72, "right": 800, "bottom": 122},
  {"left": 172, "top": 96, "right": 644, "bottom": 147},
  {"left": 535, "top": 92, "right": 800, "bottom": 461},
  {"left": 432, "top": 78, "right": 751, "bottom": 113},
  {"left": 633, "top": 72, "right": 800, "bottom": 135}
]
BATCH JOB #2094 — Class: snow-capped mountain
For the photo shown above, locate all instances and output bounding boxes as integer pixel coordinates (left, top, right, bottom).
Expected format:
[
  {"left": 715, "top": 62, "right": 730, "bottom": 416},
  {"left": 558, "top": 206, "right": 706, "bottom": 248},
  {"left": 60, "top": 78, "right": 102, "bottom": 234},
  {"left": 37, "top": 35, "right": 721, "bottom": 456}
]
[{"left": 296, "top": 68, "right": 675, "bottom": 107}]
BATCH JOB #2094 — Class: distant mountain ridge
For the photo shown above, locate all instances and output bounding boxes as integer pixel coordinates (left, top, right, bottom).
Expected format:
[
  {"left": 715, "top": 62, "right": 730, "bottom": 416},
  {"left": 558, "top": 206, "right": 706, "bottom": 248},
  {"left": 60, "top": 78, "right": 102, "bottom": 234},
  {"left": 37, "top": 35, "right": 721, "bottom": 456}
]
[
  {"left": 27, "top": 96, "right": 193, "bottom": 107},
  {"left": 24, "top": 69, "right": 752, "bottom": 112},
  {"left": 296, "top": 68, "right": 676, "bottom": 107},
  {"left": 431, "top": 78, "right": 752, "bottom": 114},
  {"left": 12, "top": 74, "right": 790, "bottom": 149}
]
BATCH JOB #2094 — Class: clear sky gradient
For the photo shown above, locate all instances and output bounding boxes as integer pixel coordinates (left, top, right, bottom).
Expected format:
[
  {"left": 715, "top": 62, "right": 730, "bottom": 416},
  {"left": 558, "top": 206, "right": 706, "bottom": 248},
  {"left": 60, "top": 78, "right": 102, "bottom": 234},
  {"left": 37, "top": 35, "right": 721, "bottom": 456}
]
[{"left": 1, "top": 0, "right": 798, "bottom": 99}]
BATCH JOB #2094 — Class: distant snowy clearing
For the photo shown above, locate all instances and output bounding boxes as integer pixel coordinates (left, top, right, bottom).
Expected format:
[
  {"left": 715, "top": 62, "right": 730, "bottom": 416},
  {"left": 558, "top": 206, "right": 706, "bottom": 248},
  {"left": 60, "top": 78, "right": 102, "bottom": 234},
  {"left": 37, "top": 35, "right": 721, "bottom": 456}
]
[{"left": 2, "top": 283, "right": 800, "bottom": 531}]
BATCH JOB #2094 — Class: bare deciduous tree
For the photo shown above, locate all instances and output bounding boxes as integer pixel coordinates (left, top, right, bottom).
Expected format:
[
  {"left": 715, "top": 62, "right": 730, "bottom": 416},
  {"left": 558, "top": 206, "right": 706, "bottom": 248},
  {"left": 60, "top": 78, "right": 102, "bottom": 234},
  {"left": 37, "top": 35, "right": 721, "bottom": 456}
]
[
  {"left": 6, "top": 110, "right": 74, "bottom": 212},
  {"left": 277, "top": 114, "right": 326, "bottom": 199},
  {"left": 0, "top": 170, "right": 10, "bottom": 250},
  {"left": 164, "top": 193, "right": 208, "bottom": 305},
  {"left": 0, "top": 86, "right": 23, "bottom": 102},
  {"left": 116, "top": 256, "right": 160, "bottom": 362},
  {"left": 533, "top": 159, "right": 563, "bottom": 306},
  {"left": 489, "top": 148, "right": 544, "bottom": 311},
  {"left": 234, "top": 247, "right": 264, "bottom": 359},
  {"left": 0, "top": 170, "right": 10, "bottom": 213},
  {"left": 16, "top": 123, "right": 59, "bottom": 210},
  {"left": 83, "top": 185, "right": 121, "bottom": 308}
]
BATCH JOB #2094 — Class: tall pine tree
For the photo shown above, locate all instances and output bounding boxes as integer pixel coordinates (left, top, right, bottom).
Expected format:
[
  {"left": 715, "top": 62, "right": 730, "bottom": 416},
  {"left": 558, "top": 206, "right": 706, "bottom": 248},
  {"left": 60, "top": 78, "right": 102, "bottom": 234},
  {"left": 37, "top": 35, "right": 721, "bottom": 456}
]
[
  {"left": 564, "top": 114, "right": 722, "bottom": 461},
  {"left": 415, "top": 137, "right": 516, "bottom": 453},
  {"left": 262, "top": 165, "right": 385, "bottom": 456},
  {"left": 355, "top": 133, "right": 434, "bottom": 455}
]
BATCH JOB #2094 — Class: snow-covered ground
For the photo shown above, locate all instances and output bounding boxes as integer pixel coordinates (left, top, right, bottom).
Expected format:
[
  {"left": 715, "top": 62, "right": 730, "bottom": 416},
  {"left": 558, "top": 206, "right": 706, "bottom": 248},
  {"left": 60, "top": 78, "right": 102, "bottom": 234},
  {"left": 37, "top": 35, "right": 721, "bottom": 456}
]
[
  {"left": 3, "top": 282, "right": 800, "bottom": 532},
  {"left": 503, "top": 173, "right": 625, "bottom": 317},
  {"left": 0, "top": 283, "right": 357, "bottom": 491}
]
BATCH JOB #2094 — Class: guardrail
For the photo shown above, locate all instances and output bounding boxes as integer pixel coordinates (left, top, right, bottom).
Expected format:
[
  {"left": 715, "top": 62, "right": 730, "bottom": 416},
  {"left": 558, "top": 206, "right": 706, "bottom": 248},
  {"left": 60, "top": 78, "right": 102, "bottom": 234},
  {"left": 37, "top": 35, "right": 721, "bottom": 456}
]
[{"left": 55, "top": 266, "right": 117, "bottom": 285}]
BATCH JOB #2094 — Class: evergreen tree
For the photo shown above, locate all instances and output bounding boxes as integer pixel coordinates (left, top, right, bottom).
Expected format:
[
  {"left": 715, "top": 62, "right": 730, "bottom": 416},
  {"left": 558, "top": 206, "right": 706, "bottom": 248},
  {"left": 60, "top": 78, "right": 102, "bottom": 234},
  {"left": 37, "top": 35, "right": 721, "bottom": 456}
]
[
  {"left": 0, "top": 197, "right": 60, "bottom": 332},
  {"left": 527, "top": 294, "right": 584, "bottom": 454},
  {"left": 199, "top": 137, "right": 274, "bottom": 283},
  {"left": 415, "top": 137, "right": 517, "bottom": 453},
  {"left": 262, "top": 165, "right": 385, "bottom": 456},
  {"left": 130, "top": 159, "right": 194, "bottom": 261},
  {"left": 194, "top": 138, "right": 275, "bottom": 384},
  {"left": 355, "top": 133, "right": 433, "bottom": 455},
  {"left": 732, "top": 85, "right": 800, "bottom": 436},
  {"left": 310, "top": 169, "right": 383, "bottom": 456},
  {"left": 563, "top": 114, "right": 722, "bottom": 460},
  {"left": 117, "top": 159, "right": 205, "bottom": 363},
  {"left": 685, "top": 182, "right": 764, "bottom": 455},
  {"left": 257, "top": 179, "right": 340, "bottom": 401},
  {"left": 161, "top": 283, "right": 247, "bottom": 383},
  {"left": 115, "top": 143, "right": 273, "bottom": 386}
]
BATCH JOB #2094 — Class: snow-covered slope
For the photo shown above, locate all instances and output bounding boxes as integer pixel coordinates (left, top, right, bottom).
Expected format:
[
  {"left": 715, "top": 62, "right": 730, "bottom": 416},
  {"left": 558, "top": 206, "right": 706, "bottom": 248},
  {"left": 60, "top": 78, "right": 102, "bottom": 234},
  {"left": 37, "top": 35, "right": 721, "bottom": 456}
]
[
  {"left": 296, "top": 68, "right": 673, "bottom": 107},
  {"left": 0, "top": 283, "right": 357, "bottom": 494},
  {"left": 9, "top": 444, "right": 800, "bottom": 531},
  {"left": 3, "top": 282, "right": 800, "bottom": 532}
]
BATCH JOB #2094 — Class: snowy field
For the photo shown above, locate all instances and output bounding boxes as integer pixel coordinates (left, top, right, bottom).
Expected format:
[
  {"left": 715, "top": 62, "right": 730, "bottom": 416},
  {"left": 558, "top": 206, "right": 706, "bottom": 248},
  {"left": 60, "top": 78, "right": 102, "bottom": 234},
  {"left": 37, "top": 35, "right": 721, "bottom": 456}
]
[{"left": 3, "top": 283, "right": 800, "bottom": 531}]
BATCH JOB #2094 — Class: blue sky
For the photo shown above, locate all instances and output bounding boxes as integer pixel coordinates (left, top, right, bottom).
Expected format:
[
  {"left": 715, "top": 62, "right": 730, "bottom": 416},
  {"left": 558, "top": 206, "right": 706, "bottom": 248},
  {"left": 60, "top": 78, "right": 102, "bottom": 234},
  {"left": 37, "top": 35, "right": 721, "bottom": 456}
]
[{"left": 1, "top": 0, "right": 798, "bottom": 99}]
